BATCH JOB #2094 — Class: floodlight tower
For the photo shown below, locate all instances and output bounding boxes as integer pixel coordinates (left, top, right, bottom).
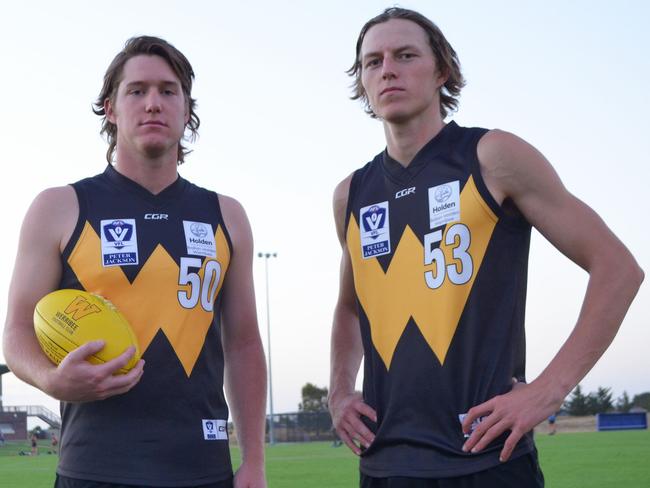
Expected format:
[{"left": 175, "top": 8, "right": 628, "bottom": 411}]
[{"left": 257, "top": 252, "right": 277, "bottom": 445}]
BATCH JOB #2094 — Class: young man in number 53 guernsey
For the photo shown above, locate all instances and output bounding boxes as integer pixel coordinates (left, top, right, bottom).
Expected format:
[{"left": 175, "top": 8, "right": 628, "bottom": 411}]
[
  {"left": 3, "top": 36, "right": 267, "bottom": 488},
  {"left": 329, "top": 7, "right": 643, "bottom": 488}
]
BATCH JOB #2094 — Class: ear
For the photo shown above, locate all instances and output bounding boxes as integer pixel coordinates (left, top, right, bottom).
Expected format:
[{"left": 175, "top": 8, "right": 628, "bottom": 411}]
[
  {"left": 184, "top": 99, "right": 190, "bottom": 125},
  {"left": 435, "top": 68, "right": 449, "bottom": 90},
  {"left": 105, "top": 98, "right": 116, "bottom": 124}
]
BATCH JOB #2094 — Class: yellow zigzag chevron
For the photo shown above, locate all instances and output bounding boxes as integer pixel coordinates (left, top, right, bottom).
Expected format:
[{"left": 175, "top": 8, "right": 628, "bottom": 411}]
[
  {"left": 348, "top": 176, "right": 497, "bottom": 370},
  {"left": 68, "top": 222, "right": 230, "bottom": 376}
]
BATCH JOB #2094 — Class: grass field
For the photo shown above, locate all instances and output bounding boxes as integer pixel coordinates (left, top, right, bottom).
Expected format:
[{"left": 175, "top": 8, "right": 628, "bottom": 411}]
[{"left": 1, "top": 430, "right": 648, "bottom": 487}]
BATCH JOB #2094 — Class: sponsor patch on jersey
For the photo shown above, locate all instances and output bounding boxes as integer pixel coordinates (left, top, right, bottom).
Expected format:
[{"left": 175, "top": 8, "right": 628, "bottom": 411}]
[
  {"left": 458, "top": 413, "right": 484, "bottom": 439},
  {"left": 360, "top": 201, "right": 391, "bottom": 259},
  {"left": 395, "top": 186, "right": 416, "bottom": 199},
  {"left": 202, "top": 419, "right": 228, "bottom": 441},
  {"left": 428, "top": 180, "right": 460, "bottom": 228},
  {"left": 183, "top": 221, "right": 216, "bottom": 257},
  {"left": 100, "top": 219, "right": 139, "bottom": 267}
]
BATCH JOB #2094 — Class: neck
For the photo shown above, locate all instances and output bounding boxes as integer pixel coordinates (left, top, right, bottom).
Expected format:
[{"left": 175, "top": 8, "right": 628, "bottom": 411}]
[
  {"left": 113, "top": 148, "right": 179, "bottom": 194},
  {"left": 383, "top": 113, "right": 445, "bottom": 167}
]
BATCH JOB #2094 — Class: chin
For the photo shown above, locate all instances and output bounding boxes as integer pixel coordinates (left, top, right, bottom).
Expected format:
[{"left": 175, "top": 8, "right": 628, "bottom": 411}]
[
  {"left": 378, "top": 102, "right": 432, "bottom": 125},
  {"left": 141, "top": 142, "right": 173, "bottom": 160},
  {"left": 379, "top": 110, "right": 414, "bottom": 124},
  {"left": 137, "top": 135, "right": 175, "bottom": 156}
]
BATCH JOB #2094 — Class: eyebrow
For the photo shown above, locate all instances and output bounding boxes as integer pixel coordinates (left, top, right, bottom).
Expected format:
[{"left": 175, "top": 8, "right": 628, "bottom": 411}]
[
  {"left": 361, "top": 44, "right": 422, "bottom": 62},
  {"left": 124, "top": 80, "right": 181, "bottom": 89}
]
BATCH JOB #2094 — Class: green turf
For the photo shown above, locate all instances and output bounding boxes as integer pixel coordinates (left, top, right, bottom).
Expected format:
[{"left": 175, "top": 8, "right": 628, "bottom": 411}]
[
  {"left": 0, "top": 430, "right": 648, "bottom": 487},
  {"left": 536, "top": 430, "right": 650, "bottom": 487}
]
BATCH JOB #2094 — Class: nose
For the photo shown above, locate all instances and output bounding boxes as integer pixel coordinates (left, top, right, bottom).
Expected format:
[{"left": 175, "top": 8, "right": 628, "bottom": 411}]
[
  {"left": 381, "top": 57, "right": 397, "bottom": 80},
  {"left": 145, "top": 91, "right": 162, "bottom": 113}
]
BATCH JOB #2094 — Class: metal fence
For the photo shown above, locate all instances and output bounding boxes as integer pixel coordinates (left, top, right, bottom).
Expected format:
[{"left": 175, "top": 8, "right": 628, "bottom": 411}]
[{"left": 266, "top": 411, "right": 335, "bottom": 443}]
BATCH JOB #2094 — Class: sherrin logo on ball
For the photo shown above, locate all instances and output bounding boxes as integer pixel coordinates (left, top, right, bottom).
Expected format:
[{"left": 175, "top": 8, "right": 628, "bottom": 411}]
[{"left": 33, "top": 289, "right": 140, "bottom": 374}]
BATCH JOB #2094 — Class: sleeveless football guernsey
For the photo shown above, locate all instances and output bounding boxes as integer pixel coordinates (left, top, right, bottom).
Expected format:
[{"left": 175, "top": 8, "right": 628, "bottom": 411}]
[
  {"left": 346, "top": 121, "right": 535, "bottom": 478},
  {"left": 56, "top": 165, "right": 233, "bottom": 486}
]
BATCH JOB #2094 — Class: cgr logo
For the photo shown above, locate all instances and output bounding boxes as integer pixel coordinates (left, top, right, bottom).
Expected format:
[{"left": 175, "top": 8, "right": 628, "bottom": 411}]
[
  {"left": 144, "top": 213, "right": 168, "bottom": 220},
  {"left": 395, "top": 187, "right": 416, "bottom": 199}
]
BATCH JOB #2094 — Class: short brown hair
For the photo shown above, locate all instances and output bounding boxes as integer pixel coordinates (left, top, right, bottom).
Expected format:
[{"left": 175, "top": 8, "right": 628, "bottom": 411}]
[
  {"left": 93, "top": 36, "right": 200, "bottom": 165},
  {"left": 348, "top": 7, "right": 465, "bottom": 119}
]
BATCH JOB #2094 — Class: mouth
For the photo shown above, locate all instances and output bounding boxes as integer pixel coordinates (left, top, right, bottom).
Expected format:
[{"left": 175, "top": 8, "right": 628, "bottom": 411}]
[
  {"left": 141, "top": 120, "right": 167, "bottom": 127},
  {"left": 380, "top": 87, "right": 404, "bottom": 96}
]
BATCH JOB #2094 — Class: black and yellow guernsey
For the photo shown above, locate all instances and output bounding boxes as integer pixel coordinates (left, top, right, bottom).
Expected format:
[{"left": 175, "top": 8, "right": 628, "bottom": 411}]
[
  {"left": 346, "top": 121, "right": 535, "bottom": 478},
  {"left": 57, "top": 165, "right": 233, "bottom": 486}
]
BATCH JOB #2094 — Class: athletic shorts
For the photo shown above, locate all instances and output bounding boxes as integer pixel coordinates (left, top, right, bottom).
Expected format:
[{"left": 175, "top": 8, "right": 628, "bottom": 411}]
[
  {"left": 360, "top": 451, "right": 544, "bottom": 488},
  {"left": 54, "top": 474, "right": 234, "bottom": 488}
]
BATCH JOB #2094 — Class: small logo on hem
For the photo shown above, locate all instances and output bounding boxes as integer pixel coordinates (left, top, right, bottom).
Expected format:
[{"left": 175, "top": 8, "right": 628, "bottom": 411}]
[{"left": 202, "top": 419, "right": 228, "bottom": 441}]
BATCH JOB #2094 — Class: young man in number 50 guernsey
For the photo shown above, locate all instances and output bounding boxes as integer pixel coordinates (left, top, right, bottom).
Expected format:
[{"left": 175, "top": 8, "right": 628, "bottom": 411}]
[
  {"left": 2, "top": 37, "right": 267, "bottom": 488},
  {"left": 328, "top": 8, "right": 643, "bottom": 488}
]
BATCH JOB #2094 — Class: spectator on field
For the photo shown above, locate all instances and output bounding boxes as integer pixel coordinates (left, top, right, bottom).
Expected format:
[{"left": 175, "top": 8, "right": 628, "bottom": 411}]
[
  {"left": 51, "top": 432, "right": 59, "bottom": 454},
  {"left": 31, "top": 433, "right": 38, "bottom": 456}
]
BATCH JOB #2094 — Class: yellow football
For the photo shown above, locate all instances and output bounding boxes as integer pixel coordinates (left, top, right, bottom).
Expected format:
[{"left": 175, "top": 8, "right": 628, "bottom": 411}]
[{"left": 33, "top": 289, "right": 140, "bottom": 374}]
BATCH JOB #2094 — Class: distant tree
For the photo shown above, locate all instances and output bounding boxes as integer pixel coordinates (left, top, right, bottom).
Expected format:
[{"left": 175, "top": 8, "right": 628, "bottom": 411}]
[
  {"left": 564, "top": 384, "right": 590, "bottom": 416},
  {"left": 615, "top": 391, "right": 632, "bottom": 413},
  {"left": 582, "top": 386, "right": 614, "bottom": 414},
  {"left": 299, "top": 383, "right": 328, "bottom": 412},
  {"left": 586, "top": 392, "right": 600, "bottom": 415},
  {"left": 632, "top": 392, "right": 650, "bottom": 411},
  {"left": 594, "top": 386, "right": 614, "bottom": 413}
]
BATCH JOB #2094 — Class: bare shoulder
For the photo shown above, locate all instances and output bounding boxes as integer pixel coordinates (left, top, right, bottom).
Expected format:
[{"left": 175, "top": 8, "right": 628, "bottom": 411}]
[
  {"left": 477, "top": 129, "right": 559, "bottom": 204},
  {"left": 333, "top": 173, "right": 354, "bottom": 243},
  {"left": 218, "top": 193, "right": 247, "bottom": 221},
  {"left": 218, "top": 194, "right": 252, "bottom": 249},
  {"left": 477, "top": 129, "right": 545, "bottom": 167},
  {"left": 333, "top": 173, "right": 354, "bottom": 205},
  {"left": 32, "top": 185, "right": 77, "bottom": 211},
  {"left": 26, "top": 185, "right": 78, "bottom": 251}
]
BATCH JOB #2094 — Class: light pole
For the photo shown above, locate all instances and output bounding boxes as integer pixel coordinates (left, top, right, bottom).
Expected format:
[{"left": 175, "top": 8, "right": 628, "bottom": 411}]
[{"left": 258, "top": 252, "right": 277, "bottom": 444}]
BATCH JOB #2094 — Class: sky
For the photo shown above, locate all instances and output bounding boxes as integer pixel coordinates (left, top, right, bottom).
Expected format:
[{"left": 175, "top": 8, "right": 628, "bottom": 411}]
[{"left": 0, "top": 1, "right": 648, "bottom": 423}]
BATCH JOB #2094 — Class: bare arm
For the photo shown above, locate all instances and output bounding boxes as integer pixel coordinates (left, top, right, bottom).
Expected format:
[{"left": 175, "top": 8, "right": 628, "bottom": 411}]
[
  {"left": 328, "top": 175, "right": 377, "bottom": 456},
  {"left": 462, "top": 130, "right": 644, "bottom": 460},
  {"left": 2, "top": 187, "right": 143, "bottom": 402},
  {"left": 219, "top": 195, "right": 267, "bottom": 488}
]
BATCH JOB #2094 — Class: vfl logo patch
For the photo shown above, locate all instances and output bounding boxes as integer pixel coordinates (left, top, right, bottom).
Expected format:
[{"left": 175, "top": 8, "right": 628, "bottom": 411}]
[
  {"left": 100, "top": 219, "right": 139, "bottom": 267},
  {"left": 428, "top": 181, "right": 460, "bottom": 228},
  {"left": 360, "top": 202, "right": 391, "bottom": 259},
  {"left": 202, "top": 419, "right": 228, "bottom": 441},
  {"left": 183, "top": 221, "right": 216, "bottom": 258}
]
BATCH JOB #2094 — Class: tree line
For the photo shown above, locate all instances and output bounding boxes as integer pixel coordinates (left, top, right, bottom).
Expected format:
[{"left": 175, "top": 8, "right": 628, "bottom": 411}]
[{"left": 563, "top": 385, "right": 650, "bottom": 416}]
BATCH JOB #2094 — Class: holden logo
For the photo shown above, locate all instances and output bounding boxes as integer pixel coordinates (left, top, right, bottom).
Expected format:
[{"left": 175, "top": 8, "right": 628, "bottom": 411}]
[
  {"left": 434, "top": 185, "right": 452, "bottom": 203},
  {"left": 190, "top": 223, "right": 208, "bottom": 238}
]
